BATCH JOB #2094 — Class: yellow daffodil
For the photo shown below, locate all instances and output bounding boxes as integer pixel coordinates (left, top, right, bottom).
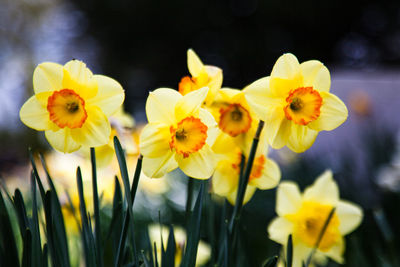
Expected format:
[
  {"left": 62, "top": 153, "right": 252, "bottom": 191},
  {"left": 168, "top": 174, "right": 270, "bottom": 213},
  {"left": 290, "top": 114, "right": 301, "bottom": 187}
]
[
  {"left": 212, "top": 133, "right": 280, "bottom": 205},
  {"left": 209, "top": 87, "right": 263, "bottom": 152},
  {"left": 244, "top": 53, "right": 348, "bottom": 153},
  {"left": 20, "top": 60, "right": 125, "bottom": 153},
  {"left": 139, "top": 87, "right": 218, "bottom": 179},
  {"left": 267, "top": 170, "right": 363, "bottom": 266},
  {"left": 178, "top": 49, "right": 223, "bottom": 105},
  {"left": 148, "top": 224, "right": 211, "bottom": 266}
]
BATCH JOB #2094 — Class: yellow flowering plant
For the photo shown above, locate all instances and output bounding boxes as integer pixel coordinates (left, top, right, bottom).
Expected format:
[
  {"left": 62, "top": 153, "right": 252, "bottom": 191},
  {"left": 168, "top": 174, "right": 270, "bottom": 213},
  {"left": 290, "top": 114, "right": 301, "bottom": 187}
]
[
  {"left": 244, "top": 53, "right": 348, "bottom": 153},
  {"left": 20, "top": 60, "right": 125, "bottom": 153},
  {"left": 139, "top": 87, "right": 218, "bottom": 179},
  {"left": 268, "top": 170, "right": 363, "bottom": 266},
  {"left": 212, "top": 132, "right": 281, "bottom": 205},
  {"left": 178, "top": 49, "right": 223, "bottom": 105}
]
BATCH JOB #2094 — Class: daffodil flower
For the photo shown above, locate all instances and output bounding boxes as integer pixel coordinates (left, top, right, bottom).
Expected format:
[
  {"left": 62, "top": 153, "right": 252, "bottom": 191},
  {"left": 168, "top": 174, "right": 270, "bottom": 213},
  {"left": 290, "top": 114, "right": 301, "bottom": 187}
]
[
  {"left": 244, "top": 53, "right": 348, "bottom": 153},
  {"left": 212, "top": 133, "right": 280, "bottom": 205},
  {"left": 210, "top": 87, "right": 262, "bottom": 152},
  {"left": 178, "top": 49, "right": 223, "bottom": 105},
  {"left": 19, "top": 60, "right": 125, "bottom": 153},
  {"left": 139, "top": 87, "right": 218, "bottom": 179},
  {"left": 267, "top": 170, "right": 363, "bottom": 266}
]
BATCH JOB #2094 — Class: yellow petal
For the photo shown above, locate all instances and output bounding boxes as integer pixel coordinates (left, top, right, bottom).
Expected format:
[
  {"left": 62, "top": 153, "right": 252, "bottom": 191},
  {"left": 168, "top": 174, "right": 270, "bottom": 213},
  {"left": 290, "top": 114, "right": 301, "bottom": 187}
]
[
  {"left": 292, "top": 243, "right": 313, "bottom": 267},
  {"left": 70, "top": 106, "right": 110, "bottom": 147},
  {"left": 33, "top": 62, "right": 64, "bottom": 93},
  {"left": 267, "top": 217, "right": 293, "bottom": 244},
  {"left": 249, "top": 158, "right": 281, "bottom": 190},
  {"left": 324, "top": 238, "right": 345, "bottom": 264},
  {"left": 88, "top": 75, "right": 125, "bottom": 116},
  {"left": 146, "top": 88, "right": 181, "bottom": 124},
  {"left": 244, "top": 77, "right": 285, "bottom": 120},
  {"left": 336, "top": 200, "right": 363, "bottom": 235},
  {"left": 276, "top": 182, "right": 302, "bottom": 216},
  {"left": 269, "top": 76, "right": 304, "bottom": 98},
  {"left": 142, "top": 152, "right": 178, "bottom": 178},
  {"left": 20, "top": 95, "right": 51, "bottom": 130},
  {"left": 300, "top": 60, "right": 331, "bottom": 92},
  {"left": 308, "top": 92, "right": 348, "bottom": 131},
  {"left": 264, "top": 109, "right": 292, "bottom": 149},
  {"left": 212, "top": 131, "right": 236, "bottom": 155},
  {"left": 92, "top": 144, "right": 114, "bottom": 168},
  {"left": 271, "top": 53, "right": 301, "bottom": 80},
  {"left": 175, "top": 87, "right": 208, "bottom": 122},
  {"left": 212, "top": 159, "right": 239, "bottom": 196},
  {"left": 204, "top": 66, "right": 223, "bottom": 105},
  {"left": 303, "top": 170, "right": 339, "bottom": 205},
  {"left": 198, "top": 108, "right": 218, "bottom": 146},
  {"left": 139, "top": 123, "right": 171, "bottom": 158},
  {"left": 175, "top": 144, "right": 215, "bottom": 179},
  {"left": 45, "top": 128, "right": 81, "bottom": 153},
  {"left": 287, "top": 123, "right": 318, "bottom": 153},
  {"left": 62, "top": 60, "right": 98, "bottom": 99},
  {"left": 227, "top": 184, "right": 256, "bottom": 205},
  {"left": 187, "top": 49, "right": 204, "bottom": 77}
]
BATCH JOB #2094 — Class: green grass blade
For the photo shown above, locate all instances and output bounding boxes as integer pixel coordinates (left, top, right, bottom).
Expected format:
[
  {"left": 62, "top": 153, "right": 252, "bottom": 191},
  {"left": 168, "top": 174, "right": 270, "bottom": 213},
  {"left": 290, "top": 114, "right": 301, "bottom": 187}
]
[
  {"left": 90, "top": 147, "right": 103, "bottom": 267},
  {"left": 22, "top": 228, "right": 32, "bottom": 267},
  {"left": 154, "top": 242, "right": 159, "bottom": 267},
  {"left": 30, "top": 172, "right": 43, "bottom": 267},
  {"left": 76, "top": 167, "right": 97, "bottom": 267},
  {"left": 262, "top": 256, "right": 278, "bottom": 267},
  {"left": 0, "top": 189, "right": 20, "bottom": 267},
  {"left": 43, "top": 190, "right": 59, "bottom": 266},
  {"left": 162, "top": 225, "right": 176, "bottom": 267},
  {"left": 12, "top": 189, "right": 29, "bottom": 236},
  {"left": 181, "top": 182, "right": 205, "bottom": 267},
  {"left": 286, "top": 235, "right": 293, "bottom": 267},
  {"left": 114, "top": 137, "right": 142, "bottom": 266},
  {"left": 39, "top": 153, "right": 71, "bottom": 267},
  {"left": 43, "top": 243, "right": 48, "bottom": 267}
]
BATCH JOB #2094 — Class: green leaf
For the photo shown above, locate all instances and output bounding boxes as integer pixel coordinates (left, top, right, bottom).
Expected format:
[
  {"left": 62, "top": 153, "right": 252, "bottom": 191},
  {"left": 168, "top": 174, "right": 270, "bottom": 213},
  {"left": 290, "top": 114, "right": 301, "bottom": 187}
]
[
  {"left": 114, "top": 137, "right": 143, "bottom": 266},
  {"left": 90, "top": 147, "right": 103, "bottom": 267},
  {"left": 262, "top": 256, "right": 278, "bottom": 267},
  {"left": 162, "top": 225, "right": 176, "bottom": 267},
  {"left": 12, "top": 189, "right": 29, "bottom": 236},
  {"left": 141, "top": 250, "right": 151, "bottom": 267},
  {"left": 76, "top": 167, "right": 97, "bottom": 267},
  {"left": 181, "top": 182, "right": 205, "bottom": 267},
  {"left": 0, "top": 189, "right": 20, "bottom": 267},
  {"left": 30, "top": 173, "right": 43, "bottom": 267},
  {"left": 22, "top": 228, "right": 32, "bottom": 267},
  {"left": 286, "top": 235, "right": 293, "bottom": 267}
]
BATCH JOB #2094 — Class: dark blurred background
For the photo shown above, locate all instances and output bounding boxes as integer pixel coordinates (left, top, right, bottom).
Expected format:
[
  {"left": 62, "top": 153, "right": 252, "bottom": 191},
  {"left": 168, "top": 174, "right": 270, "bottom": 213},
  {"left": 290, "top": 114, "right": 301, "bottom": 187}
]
[{"left": 1, "top": 0, "right": 400, "bottom": 266}]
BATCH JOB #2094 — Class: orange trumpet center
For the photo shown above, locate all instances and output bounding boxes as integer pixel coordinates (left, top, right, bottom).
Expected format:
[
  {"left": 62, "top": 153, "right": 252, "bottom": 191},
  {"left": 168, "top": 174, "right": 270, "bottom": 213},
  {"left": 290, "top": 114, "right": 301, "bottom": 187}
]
[
  {"left": 284, "top": 87, "right": 322, "bottom": 125},
  {"left": 219, "top": 103, "right": 252, "bottom": 137},
  {"left": 169, "top": 116, "right": 208, "bottom": 158},
  {"left": 178, "top": 72, "right": 209, "bottom": 96},
  {"left": 47, "top": 89, "right": 87, "bottom": 129}
]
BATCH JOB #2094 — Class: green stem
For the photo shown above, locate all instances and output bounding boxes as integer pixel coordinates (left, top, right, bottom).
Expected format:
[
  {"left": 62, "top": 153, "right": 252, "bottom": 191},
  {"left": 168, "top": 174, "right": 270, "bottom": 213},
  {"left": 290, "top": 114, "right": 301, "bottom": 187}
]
[
  {"left": 90, "top": 147, "right": 103, "bottom": 267},
  {"left": 228, "top": 120, "right": 264, "bottom": 233},
  {"left": 185, "top": 177, "right": 194, "bottom": 219}
]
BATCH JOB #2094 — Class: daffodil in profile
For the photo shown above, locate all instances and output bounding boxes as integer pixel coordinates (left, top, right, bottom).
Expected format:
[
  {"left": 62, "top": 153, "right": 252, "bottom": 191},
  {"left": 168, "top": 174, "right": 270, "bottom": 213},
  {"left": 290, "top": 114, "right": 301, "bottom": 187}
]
[
  {"left": 212, "top": 133, "right": 280, "bottom": 205},
  {"left": 20, "top": 60, "right": 125, "bottom": 153},
  {"left": 178, "top": 49, "right": 223, "bottom": 105},
  {"left": 267, "top": 170, "right": 363, "bottom": 266},
  {"left": 244, "top": 53, "right": 348, "bottom": 152},
  {"left": 139, "top": 87, "right": 218, "bottom": 179}
]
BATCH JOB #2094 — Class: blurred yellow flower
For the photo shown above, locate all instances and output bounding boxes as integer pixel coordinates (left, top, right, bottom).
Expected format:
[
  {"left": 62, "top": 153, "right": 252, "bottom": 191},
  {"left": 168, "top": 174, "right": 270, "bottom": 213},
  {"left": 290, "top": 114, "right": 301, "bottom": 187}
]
[
  {"left": 178, "top": 49, "right": 223, "bottom": 105},
  {"left": 244, "top": 53, "right": 348, "bottom": 152},
  {"left": 212, "top": 134, "right": 280, "bottom": 205},
  {"left": 20, "top": 60, "right": 125, "bottom": 153},
  {"left": 148, "top": 224, "right": 211, "bottom": 266},
  {"left": 139, "top": 87, "right": 218, "bottom": 179},
  {"left": 268, "top": 170, "right": 363, "bottom": 266}
]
